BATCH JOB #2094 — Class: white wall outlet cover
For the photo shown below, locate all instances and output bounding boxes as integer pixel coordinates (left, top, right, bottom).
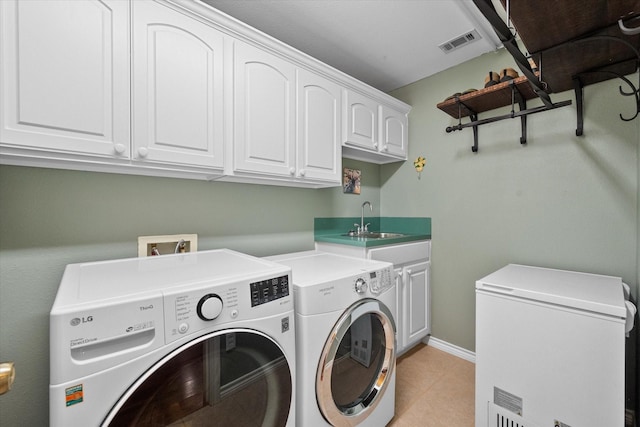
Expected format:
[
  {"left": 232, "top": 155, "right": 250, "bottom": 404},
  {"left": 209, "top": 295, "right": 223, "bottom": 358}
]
[{"left": 137, "top": 234, "right": 198, "bottom": 257}]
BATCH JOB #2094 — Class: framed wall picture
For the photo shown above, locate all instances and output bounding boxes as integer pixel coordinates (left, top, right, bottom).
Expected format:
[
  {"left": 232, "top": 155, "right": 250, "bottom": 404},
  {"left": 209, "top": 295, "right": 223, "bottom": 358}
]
[{"left": 343, "top": 168, "right": 361, "bottom": 194}]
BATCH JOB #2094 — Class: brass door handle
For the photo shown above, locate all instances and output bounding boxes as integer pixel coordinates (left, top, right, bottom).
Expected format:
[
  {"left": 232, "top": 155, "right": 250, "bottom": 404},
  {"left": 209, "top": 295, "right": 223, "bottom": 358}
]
[{"left": 0, "top": 362, "right": 15, "bottom": 395}]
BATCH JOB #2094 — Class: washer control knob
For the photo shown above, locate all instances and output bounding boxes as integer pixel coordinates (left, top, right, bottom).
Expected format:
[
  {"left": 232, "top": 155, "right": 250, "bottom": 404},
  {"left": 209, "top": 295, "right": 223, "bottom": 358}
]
[
  {"left": 354, "top": 277, "right": 368, "bottom": 294},
  {"left": 197, "top": 294, "right": 223, "bottom": 321}
]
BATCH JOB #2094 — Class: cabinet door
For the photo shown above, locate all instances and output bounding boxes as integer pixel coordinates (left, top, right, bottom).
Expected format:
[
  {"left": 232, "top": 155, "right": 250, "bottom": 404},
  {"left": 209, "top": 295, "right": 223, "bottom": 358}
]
[
  {"left": 233, "top": 41, "right": 296, "bottom": 177},
  {"left": 132, "top": 1, "right": 224, "bottom": 169},
  {"left": 0, "top": 0, "right": 130, "bottom": 157},
  {"left": 403, "top": 261, "right": 430, "bottom": 350},
  {"left": 343, "top": 90, "right": 378, "bottom": 151},
  {"left": 297, "top": 69, "right": 341, "bottom": 183},
  {"left": 379, "top": 104, "right": 408, "bottom": 159}
]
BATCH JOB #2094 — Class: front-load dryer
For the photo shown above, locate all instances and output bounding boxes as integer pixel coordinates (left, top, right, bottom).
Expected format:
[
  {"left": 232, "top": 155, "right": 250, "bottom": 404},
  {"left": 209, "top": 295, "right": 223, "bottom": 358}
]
[
  {"left": 50, "top": 249, "right": 295, "bottom": 426},
  {"left": 267, "top": 251, "right": 396, "bottom": 427}
]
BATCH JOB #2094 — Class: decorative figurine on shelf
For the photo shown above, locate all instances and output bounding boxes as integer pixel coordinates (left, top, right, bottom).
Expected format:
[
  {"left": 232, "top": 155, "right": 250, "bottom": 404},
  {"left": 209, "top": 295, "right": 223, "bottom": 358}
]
[{"left": 413, "top": 156, "right": 426, "bottom": 179}]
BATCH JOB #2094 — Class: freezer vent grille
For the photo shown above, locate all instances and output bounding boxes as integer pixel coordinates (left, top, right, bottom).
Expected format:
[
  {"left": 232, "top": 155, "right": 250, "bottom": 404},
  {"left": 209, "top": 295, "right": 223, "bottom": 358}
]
[
  {"left": 438, "top": 29, "right": 482, "bottom": 53},
  {"left": 488, "top": 402, "right": 540, "bottom": 427}
]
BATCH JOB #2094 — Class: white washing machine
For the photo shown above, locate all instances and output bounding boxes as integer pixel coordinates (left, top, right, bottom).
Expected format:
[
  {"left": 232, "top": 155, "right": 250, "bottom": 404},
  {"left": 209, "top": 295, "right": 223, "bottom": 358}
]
[
  {"left": 267, "top": 250, "right": 396, "bottom": 427},
  {"left": 50, "top": 249, "right": 295, "bottom": 426}
]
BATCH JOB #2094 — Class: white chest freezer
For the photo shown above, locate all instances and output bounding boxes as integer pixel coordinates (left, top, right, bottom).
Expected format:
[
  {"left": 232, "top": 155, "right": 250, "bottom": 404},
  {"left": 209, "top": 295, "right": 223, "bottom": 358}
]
[{"left": 475, "top": 264, "right": 635, "bottom": 427}]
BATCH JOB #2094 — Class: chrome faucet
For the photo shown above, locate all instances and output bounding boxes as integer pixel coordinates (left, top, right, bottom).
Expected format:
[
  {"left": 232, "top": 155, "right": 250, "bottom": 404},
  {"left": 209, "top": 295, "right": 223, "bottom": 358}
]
[{"left": 360, "top": 201, "right": 372, "bottom": 233}]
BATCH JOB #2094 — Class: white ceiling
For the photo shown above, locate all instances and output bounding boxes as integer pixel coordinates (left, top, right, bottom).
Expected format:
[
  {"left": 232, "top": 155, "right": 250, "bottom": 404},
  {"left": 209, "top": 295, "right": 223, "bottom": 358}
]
[{"left": 202, "top": 0, "right": 503, "bottom": 92}]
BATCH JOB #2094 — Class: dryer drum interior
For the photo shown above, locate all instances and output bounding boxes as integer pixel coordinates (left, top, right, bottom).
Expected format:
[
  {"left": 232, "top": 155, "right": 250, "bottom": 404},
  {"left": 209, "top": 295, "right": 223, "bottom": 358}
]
[
  {"left": 103, "top": 328, "right": 292, "bottom": 426},
  {"left": 316, "top": 299, "right": 396, "bottom": 426}
]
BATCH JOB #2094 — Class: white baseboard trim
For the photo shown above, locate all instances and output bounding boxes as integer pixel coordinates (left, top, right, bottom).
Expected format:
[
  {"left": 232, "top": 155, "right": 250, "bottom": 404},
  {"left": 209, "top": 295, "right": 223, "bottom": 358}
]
[{"left": 424, "top": 336, "right": 476, "bottom": 363}]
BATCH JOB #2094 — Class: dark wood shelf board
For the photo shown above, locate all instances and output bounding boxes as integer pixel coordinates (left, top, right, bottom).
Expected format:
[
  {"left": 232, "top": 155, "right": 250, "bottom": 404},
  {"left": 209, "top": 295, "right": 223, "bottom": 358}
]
[
  {"left": 501, "top": 0, "right": 640, "bottom": 93},
  {"left": 501, "top": 0, "right": 640, "bottom": 53},
  {"left": 436, "top": 76, "right": 541, "bottom": 119}
]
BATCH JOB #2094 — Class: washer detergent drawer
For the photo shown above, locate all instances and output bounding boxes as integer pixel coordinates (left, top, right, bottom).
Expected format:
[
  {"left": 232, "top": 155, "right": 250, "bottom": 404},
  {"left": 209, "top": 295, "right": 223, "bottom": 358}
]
[{"left": 50, "top": 295, "right": 164, "bottom": 385}]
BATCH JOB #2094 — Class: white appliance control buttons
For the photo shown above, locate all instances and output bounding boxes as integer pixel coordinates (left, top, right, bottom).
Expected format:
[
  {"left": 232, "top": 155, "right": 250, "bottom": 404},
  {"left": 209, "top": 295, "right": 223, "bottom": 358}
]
[
  {"left": 354, "top": 277, "right": 368, "bottom": 294},
  {"left": 197, "top": 294, "right": 223, "bottom": 321},
  {"left": 370, "top": 275, "right": 381, "bottom": 294},
  {"left": 178, "top": 323, "right": 189, "bottom": 334}
]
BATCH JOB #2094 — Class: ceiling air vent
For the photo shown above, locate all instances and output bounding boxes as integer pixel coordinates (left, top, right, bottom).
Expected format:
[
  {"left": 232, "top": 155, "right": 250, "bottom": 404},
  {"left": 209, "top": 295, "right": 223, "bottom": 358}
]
[{"left": 438, "top": 29, "right": 482, "bottom": 54}]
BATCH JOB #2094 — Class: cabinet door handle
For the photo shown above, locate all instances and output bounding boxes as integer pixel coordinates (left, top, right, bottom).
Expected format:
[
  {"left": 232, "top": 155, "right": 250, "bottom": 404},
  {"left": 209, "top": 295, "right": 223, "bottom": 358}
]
[
  {"left": 406, "top": 269, "right": 412, "bottom": 275},
  {"left": 113, "top": 143, "right": 126, "bottom": 154},
  {"left": 299, "top": 169, "right": 306, "bottom": 177},
  {"left": 137, "top": 147, "right": 149, "bottom": 158},
  {"left": 382, "top": 145, "right": 388, "bottom": 152},
  {"left": 289, "top": 167, "right": 296, "bottom": 175}
]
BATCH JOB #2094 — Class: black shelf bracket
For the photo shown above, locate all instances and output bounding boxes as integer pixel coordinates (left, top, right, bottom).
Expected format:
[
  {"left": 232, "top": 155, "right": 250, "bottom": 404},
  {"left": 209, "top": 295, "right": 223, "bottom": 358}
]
[
  {"left": 573, "top": 77, "right": 584, "bottom": 136},
  {"left": 445, "top": 81, "right": 571, "bottom": 152},
  {"left": 551, "top": 34, "right": 640, "bottom": 134}
]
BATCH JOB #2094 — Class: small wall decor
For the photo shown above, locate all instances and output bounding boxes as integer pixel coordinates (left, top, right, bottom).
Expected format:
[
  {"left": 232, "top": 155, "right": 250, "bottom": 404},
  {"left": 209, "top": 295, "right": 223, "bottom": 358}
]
[
  {"left": 343, "top": 168, "right": 361, "bottom": 194},
  {"left": 413, "top": 156, "right": 426, "bottom": 179}
]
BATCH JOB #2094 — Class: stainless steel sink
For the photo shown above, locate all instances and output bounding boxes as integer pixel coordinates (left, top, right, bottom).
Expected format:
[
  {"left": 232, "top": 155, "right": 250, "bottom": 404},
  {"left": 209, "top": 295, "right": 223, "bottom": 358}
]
[{"left": 343, "top": 231, "right": 406, "bottom": 239}]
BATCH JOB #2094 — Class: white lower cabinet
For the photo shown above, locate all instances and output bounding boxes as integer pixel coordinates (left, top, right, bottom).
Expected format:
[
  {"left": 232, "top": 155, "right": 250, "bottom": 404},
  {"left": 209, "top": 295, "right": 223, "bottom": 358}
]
[
  {"left": 400, "top": 260, "right": 430, "bottom": 351},
  {"left": 132, "top": 0, "right": 225, "bottom": 174},
  {"left": 316, "top": 240, "right": 431, "bottom": 355}
]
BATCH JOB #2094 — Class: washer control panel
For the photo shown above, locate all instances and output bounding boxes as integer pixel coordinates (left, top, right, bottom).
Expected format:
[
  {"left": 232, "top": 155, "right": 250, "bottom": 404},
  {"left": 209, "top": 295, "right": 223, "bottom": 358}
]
[
  {"left": 356, "top": 267, "right": 393, "bottom": 296},
  {"left": 163, "top": 273, "right": 292, "bottom": 344},
  {"left": 250, "top": 275, "right": 289, "bottom": 307}
]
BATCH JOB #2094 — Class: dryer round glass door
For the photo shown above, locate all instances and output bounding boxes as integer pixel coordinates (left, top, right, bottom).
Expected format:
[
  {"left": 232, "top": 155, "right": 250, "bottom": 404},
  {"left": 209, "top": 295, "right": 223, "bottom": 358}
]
[
  {"left": 316, "top": 299, "right": 396, "bottom": 426},
  {"left": 103, "top": 329, "right": 292, "bottom": 426}
]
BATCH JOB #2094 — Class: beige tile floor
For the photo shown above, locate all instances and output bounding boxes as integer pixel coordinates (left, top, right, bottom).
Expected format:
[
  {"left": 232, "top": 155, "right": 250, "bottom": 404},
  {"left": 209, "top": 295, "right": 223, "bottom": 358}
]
[{"left": 388, "top": 344, "right": 475, "bottom": 427}]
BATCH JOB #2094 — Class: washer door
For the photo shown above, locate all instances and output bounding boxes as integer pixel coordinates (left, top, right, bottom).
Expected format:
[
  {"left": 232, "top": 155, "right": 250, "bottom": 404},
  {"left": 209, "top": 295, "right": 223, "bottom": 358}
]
[
  {"left": 316, "top": 299, "right": 396, "bottom": 426},
  {"left": 102, "top": 328, "right": 292, "bottom": 426}
]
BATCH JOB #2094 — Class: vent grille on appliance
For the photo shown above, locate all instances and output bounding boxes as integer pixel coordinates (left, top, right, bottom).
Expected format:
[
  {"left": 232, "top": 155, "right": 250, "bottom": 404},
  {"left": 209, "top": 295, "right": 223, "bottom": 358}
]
[
  {"left": 438, "top": 29, "right": 482, "bottom": 54},
  {"left": 487, "top": 402, "right": 540, "bottom": 427}
]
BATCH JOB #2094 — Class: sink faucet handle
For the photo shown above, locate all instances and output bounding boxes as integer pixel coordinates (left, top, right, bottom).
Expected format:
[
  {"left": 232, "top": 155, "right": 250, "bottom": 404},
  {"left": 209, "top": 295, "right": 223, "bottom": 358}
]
[
  {"left": 364, "top": 223, "right": 370, "bottom": 231},
  {"left": 353, "top": 223, "right": 361, "bottom": 233}
]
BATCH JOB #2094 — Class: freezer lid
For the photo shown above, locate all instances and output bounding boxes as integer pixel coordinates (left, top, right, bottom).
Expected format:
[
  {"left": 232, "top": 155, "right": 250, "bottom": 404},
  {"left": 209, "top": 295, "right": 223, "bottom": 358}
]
[{"left": 476, "top": 264, "right": 627, "bottom": 318}]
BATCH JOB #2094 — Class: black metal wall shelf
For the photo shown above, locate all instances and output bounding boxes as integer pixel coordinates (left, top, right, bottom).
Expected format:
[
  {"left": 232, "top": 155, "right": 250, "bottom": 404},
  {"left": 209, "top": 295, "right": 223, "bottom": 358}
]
[
  {"left": 437, "top": 77, "right": 571, "bottom": 152},
  {"left": 471, "top": 0, "right": 639, "bottom": 138}
]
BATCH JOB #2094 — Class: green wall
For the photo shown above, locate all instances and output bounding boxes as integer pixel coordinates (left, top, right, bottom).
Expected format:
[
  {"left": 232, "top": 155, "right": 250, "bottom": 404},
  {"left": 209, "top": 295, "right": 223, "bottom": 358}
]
[
  {"left": 0, "top": 159, "right": 379, "bottom": 425},
  {"left": 384, "top": 48, "right": 639, "bottom": 408},
  {"left": 384, "top": 48, "right": 638, "bottom": 351}
]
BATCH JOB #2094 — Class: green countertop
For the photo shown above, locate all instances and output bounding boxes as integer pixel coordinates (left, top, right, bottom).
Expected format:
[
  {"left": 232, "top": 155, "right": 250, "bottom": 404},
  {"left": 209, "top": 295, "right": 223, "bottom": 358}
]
[{"left": 314, "top": 217, "right": 431, "bottom": 248}]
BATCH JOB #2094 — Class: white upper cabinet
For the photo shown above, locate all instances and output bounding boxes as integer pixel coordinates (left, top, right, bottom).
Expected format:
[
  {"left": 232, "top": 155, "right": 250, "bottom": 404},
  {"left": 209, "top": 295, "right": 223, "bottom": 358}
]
[
  {"left": 132, "top": 1, "right": 224, "bottom": 172},
  {"left": 296, "top": 69, "right": 341, "bottom": 184},
  {"left": 379, "top": 104, "right": 408, "bottom": 158},
  {"left": 343, "top": 90, "right": 379, "bottom": 151},
  {"left": 232, "top": 41, "right": 296, "bottom": 178},
  {"left": 0, "top": 0, "right": 409, "bottom": 183},
  {"left": 0, "top": 0, "right": 130, "bottom": 159},
  {"left": 343, "top": 89, "right": 409, "bottom": 164},
  {"left": 229, "top": 41, "right": 340, "bottom": 187}
]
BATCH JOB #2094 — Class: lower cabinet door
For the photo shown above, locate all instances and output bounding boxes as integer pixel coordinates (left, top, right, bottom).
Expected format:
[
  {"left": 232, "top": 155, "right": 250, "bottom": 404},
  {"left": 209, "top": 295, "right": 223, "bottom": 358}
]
[{"left": 402, "top": 261, "right": 430, "bottom": 350}]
